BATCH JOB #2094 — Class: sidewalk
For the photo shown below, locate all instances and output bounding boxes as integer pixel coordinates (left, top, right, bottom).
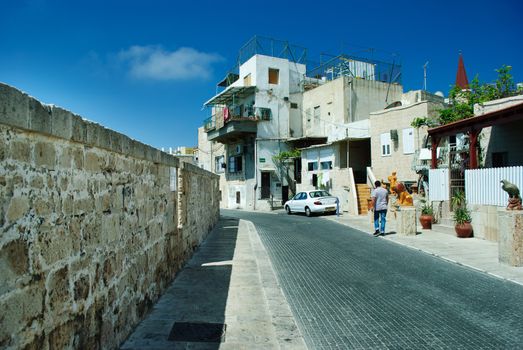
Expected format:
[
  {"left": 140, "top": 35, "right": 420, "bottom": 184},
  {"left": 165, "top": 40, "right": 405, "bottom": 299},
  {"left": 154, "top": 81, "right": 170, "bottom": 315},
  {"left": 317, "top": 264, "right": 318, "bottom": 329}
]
[
  {"left": 322, "top": 211, "right": 523, "bottom": 286},
  {"left": 121, "top": 217, "right": 306, "bottom": 350}
]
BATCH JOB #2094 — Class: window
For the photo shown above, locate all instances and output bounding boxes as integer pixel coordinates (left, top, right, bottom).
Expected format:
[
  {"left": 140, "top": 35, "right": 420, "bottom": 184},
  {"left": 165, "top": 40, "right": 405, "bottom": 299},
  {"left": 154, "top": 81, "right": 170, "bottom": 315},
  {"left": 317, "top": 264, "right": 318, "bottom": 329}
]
[
  {"left": 308, "top": 162, "right": 318, "bottom": 171},
  {"left": 268, "top": 68, "right": 279, "bottom": 84},
  {"left": 380, "top": 132, "right": 391, "bottom": 156},
  {"left": 290, "top": 102, "right": 298, "bottom": 109},
  {"left": 402, "top": 128, "right": 415, "bottom": 154},
  {"left": 243, "top": 73, "right": 251, "bottom": 86},
  {"left": 215, "top": 155, "right": 225, "bottom": 173},
  {"left": 228, "top": 155, "right": 242, "bottom": 173},
  {"left": 320, "top": 161, "right": 332, "bottom": 170}
]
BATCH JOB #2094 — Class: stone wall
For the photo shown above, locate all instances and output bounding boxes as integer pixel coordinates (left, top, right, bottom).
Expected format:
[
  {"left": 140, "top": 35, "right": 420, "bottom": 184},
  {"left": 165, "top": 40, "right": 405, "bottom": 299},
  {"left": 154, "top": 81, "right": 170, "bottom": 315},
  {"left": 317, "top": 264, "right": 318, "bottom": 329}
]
[{"left": 0, "top": 83, "right": 220, "bottom": 349}]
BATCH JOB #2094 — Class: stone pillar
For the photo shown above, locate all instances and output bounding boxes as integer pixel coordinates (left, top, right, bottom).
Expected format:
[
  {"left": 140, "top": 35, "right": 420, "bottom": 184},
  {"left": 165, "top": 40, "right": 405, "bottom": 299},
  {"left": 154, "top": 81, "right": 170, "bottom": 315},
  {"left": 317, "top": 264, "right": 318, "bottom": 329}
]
[
  {"left": 498, "top": 209, "right": 523, "bottom": 266},
  {"left": 396, "top": 207, "right": 417, "bottom": 236}
]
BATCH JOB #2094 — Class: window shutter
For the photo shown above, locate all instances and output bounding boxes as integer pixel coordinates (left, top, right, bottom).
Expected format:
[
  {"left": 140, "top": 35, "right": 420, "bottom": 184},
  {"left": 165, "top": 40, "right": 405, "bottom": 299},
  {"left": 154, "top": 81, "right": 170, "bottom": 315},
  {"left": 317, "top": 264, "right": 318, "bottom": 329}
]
[{"left": 402, "top": 128, "right": 415, "bottom": 154}]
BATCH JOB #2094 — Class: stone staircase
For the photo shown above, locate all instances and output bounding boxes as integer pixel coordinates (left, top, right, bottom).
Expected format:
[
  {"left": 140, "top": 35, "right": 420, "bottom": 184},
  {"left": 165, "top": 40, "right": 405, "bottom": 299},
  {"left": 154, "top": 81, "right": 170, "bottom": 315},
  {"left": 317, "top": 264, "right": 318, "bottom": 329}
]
[{"left": 356, "top": 183, "right": 371, "bottom": 215}]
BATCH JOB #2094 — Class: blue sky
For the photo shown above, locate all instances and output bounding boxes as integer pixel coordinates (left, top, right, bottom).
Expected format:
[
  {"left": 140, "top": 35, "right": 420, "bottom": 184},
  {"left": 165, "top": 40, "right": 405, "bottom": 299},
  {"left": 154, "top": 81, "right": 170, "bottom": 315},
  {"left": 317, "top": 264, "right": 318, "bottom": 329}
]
[{"left": 1, "top": 0, "right": 522, "bottom": 149}]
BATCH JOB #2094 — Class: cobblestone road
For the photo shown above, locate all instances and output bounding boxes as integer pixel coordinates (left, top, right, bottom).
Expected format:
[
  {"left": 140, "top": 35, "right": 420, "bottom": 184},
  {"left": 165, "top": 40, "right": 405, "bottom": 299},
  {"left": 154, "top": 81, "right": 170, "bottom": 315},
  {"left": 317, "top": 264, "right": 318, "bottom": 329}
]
[{"left": 223, "top": 210, "right": 523, "bottom": 350}]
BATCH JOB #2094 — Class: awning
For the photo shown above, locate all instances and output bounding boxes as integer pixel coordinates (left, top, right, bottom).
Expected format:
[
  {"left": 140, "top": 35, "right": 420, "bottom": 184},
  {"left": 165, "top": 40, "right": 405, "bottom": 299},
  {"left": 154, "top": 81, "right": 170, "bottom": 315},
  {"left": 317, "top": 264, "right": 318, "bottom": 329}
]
[{"left": 204, "top": 86, "right": 256, "bottom": 107}]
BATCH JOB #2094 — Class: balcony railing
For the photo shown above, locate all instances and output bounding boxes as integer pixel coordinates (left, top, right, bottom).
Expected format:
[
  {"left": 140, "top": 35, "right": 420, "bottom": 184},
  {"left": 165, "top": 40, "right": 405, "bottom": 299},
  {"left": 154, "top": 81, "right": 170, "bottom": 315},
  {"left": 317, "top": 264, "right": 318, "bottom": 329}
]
[
  {"left": 203, "top": 116, "right": 215, "bottom": 131},
  {"left": 202, "top": 107, "right": 272, "bottom": 132}
]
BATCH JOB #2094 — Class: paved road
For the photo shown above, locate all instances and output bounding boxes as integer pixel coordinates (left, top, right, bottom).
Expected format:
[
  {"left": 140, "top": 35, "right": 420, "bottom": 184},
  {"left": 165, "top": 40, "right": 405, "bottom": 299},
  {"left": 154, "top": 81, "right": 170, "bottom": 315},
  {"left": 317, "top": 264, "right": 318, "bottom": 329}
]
[{"left": 223, "top": 209, "right": 523, "bottom": 350}]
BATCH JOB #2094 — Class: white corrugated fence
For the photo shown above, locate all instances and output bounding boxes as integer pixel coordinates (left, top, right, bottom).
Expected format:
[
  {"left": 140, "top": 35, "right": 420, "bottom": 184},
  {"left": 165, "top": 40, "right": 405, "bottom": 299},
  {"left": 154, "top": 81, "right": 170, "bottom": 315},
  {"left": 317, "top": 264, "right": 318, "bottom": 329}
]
[{"left": 465, "top": 166, "right": 523, "bottom": 206}]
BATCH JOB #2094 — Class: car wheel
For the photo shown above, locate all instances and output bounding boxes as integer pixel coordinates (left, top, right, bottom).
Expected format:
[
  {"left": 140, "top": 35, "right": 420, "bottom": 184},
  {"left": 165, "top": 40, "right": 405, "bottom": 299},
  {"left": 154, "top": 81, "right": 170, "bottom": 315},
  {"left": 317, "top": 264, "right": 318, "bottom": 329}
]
[
  {"left": 285, "top": 206, "right": 292, "bottom": 215},
  {"left": 305, "top": 207, "right": 312, "bottom": 217}
]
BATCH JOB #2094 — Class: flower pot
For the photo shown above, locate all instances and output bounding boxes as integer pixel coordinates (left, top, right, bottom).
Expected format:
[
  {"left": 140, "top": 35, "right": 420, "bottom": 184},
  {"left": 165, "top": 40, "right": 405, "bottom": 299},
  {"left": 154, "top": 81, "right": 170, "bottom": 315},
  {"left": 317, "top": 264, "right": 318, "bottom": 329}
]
[
  {"left": 419, "top": 214, "right": 433, "bottom": 230},
  {"left": 455, "top": 222, "right": 473, "bottom": 238}
]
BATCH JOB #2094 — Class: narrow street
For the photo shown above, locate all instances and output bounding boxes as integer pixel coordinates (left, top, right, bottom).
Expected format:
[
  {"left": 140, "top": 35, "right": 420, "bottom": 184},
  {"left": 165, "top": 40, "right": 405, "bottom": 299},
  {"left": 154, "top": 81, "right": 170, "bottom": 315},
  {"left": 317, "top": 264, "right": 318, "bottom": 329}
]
[{"left": 223, "top": 209, "right": 523, "bottom": 349}]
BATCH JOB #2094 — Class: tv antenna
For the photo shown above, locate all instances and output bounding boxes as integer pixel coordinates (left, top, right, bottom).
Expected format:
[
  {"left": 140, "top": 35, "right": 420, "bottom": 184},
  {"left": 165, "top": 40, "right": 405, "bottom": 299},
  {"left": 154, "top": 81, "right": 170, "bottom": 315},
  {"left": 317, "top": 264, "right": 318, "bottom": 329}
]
[{"left": 423, "top": 61, "right": 429, "bottom": 91}]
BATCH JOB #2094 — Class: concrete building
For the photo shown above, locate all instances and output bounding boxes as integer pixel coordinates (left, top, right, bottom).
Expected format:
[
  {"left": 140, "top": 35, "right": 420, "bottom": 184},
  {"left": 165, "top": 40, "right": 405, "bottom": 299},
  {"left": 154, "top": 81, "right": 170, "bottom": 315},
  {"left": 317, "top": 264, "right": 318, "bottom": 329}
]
[
  {"left": 200, "top": 37, "right": 307, "bottom": 210},
  {"left": 369, "top": 90, "right": 446, "bottom": 187},
  {"left": 295, "top": 74, "right": 404, "bottom": 214}
]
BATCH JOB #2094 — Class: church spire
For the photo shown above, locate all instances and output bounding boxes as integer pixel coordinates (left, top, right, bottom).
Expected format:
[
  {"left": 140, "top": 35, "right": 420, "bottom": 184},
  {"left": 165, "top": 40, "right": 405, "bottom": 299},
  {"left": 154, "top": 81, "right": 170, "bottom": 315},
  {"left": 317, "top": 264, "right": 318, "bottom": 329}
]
[{"left": 455, "top": 52, "right": 469, "bottom": 89}]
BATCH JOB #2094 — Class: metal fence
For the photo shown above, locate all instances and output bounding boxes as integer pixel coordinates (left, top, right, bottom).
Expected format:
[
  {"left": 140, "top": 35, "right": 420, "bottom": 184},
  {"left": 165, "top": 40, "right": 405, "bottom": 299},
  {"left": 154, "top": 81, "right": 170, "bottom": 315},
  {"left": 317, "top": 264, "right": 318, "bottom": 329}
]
[
  {"left": 238, "top": 36, "right": 307, "bottom": 66},
  {"left": 465, "top": 166, "right": 523, "bottom": 206},
  {"left": 306, "top": 54, "right": 401, "bottom": 84}
]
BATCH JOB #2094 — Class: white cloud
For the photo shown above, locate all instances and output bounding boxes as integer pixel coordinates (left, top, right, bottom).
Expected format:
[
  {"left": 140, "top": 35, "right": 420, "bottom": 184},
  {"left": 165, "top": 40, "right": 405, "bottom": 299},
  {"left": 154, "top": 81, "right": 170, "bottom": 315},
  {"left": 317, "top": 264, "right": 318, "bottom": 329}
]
[{"left": 118, "top": 45, "right": 224, "bottom": 81}]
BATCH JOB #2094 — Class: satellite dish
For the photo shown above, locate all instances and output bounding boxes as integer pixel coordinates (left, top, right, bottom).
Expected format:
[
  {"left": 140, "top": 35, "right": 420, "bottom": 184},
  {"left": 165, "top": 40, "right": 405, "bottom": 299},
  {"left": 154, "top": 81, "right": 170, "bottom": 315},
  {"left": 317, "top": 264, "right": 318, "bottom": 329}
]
[{"left": 435, "top": 91, "right": 444, "bottom": 97}]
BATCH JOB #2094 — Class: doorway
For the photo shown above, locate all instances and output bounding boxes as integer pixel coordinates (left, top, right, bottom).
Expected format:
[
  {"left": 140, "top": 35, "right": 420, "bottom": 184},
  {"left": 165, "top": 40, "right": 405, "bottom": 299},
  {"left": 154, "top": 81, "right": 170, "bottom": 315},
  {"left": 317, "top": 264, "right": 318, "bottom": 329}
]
[{"left": 261, "top": 172, "right": 271, "bottom": 199}]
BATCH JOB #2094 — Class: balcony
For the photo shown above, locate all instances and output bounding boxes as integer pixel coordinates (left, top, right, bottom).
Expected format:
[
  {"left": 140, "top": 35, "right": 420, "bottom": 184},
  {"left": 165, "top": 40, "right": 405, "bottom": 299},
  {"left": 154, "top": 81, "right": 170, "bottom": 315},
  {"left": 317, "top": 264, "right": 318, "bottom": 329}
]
[
  {"left": 204, "top": 107, "right": 272, "bottom": 143},
  {"left": 203, "top": 116, "right": 215, "bottom": 131}
]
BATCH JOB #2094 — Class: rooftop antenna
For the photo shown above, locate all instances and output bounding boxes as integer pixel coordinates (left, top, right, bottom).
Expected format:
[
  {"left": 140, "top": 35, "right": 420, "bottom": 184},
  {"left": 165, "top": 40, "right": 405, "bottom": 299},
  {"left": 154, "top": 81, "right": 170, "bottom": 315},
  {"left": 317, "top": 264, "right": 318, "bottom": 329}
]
[{"left": 423, "top": 61, "right": 429, "bottom": 91}]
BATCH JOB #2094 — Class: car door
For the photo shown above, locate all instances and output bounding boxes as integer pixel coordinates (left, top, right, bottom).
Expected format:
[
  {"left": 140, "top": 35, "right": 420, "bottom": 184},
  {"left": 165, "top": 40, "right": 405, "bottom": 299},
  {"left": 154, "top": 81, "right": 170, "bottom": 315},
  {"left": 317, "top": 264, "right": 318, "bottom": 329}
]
[
  {"left": 289, "top": 192, "right": 299, "bottom": 211},
  {"left": 294, "top": 192, "right": 307, "bottom": 212}
]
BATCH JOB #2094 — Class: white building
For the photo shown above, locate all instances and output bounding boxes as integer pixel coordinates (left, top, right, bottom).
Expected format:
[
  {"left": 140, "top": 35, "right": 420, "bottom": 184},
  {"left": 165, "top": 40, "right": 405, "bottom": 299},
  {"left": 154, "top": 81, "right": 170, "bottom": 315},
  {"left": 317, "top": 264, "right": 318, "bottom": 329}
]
[{"left": 200, "top": 37, "right": 307, "bottom": 210}]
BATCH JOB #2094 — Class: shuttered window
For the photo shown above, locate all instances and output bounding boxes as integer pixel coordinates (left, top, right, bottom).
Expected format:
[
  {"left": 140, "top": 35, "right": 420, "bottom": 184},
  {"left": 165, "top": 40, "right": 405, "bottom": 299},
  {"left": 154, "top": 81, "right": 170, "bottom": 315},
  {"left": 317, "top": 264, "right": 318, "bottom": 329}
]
[{"left": 402, "top": 128, "right": 415, "bottom": 154}]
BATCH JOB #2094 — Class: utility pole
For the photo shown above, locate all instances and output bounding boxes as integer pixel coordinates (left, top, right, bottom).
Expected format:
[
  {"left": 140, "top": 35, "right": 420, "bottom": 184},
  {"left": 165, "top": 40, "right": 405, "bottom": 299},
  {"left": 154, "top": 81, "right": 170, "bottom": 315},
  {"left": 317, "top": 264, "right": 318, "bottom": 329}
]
[{"left": 423, "top": 61, "right": 429, "bottom": 91}]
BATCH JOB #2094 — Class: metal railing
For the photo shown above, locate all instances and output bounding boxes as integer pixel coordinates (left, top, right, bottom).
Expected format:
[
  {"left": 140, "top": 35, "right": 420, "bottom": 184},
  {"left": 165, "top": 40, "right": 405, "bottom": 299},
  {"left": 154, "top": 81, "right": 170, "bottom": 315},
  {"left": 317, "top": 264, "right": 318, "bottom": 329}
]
[
  {"left": 203, "top": 116, "right": 215, "bottom": 131},
  {"left": 203, "top": 107, "right": 272, "bottom": 130}
]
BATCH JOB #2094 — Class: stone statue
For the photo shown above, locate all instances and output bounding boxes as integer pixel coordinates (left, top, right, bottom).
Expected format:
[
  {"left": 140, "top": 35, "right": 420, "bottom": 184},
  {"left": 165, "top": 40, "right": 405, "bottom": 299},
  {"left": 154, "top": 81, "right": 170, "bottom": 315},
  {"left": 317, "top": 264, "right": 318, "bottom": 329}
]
[
  {"left": 388, "top": 171, "right": 398, "bottom": 195},
  {"left": 394, "top": 182, "right": 413, "bottom": 206},
  {"left": 501, "top": 179, "right": 522, "bottom": 210}
]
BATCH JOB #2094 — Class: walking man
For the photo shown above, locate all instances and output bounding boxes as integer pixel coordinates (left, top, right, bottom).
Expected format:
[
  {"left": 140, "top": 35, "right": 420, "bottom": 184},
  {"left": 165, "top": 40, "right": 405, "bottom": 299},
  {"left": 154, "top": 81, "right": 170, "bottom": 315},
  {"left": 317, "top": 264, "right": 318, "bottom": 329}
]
[{"left": 371, "top": 180, "right": 389, "bottom": 236}]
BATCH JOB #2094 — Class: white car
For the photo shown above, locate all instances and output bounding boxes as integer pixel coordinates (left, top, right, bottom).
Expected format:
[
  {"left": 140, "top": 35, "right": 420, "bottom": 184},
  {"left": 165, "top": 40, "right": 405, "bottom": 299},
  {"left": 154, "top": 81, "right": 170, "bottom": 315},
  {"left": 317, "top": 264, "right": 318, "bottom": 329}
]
[{"left": 284, "top": 190, "right": 338, "bottom": 217}]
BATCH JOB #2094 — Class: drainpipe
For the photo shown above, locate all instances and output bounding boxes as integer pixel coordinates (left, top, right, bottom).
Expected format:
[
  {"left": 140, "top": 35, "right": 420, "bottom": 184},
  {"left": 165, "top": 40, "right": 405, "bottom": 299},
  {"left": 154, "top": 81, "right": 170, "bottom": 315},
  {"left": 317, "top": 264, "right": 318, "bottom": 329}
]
[
  {"left": 254, "top": 137, "right": 258, "bottom": 210},
  {"left": 348, "top": 78, "right": 353, "bottom": 123}
]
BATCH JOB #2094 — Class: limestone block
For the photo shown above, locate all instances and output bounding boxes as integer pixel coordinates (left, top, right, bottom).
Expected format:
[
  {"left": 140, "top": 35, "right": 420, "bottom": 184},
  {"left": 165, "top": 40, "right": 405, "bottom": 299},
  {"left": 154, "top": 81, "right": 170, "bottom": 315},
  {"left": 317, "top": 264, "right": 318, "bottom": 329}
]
[
  {"left": 498, "top": 209, "right": 523, "bottom": 266},
  {"left": 102, "top": 214, "right": 120, "bottom": 244},
  {"left": 98, "top": 127, "right": 112, "bottom": 150},
  {"left": 396, "top": 207, "right": 417, "bottom": 236},
  {"left": 71, "top": 115, "right": 87, "bottom": 143},
  {"left": 71, "top": 147, "right": 84, "bottom": 169},
  {"left": 85, "top": 121, "right": 99, "bottom": 146},
  {"left": 110, "top": 131, "right": 123, "bottom": 154},
  {"left": 10, "top": 140, "right": 31, "bottom": 163},
  {"left": 0, "top": 238, "right": 30, "bottom": 295},
  {"left": 6, "top": 196, "right": 30, "bottom": 223},
  {"left": 0, "top": 83, "right": 30, "bottom": 130},
  {"left": 29, "top": 99, "right": 52, "bottom": 135},
  {"left": 45, "top": 265, "right": 71, "bottom": 318},
  {"left": 34, "top": 141, "right": 56, "bottom": 169},
  {"left": 35, "top": 225, "right": 79, "bottom": 266},
  {"left": 50, "top": 106, "right": 73, "bottom": 140},
  {"left": 0, "top": 285, "right": 45, "bottom": 346},
  {"left": 48, "top": 319, "right": 77, "bottom": 350},
  {"left": 73, "top": 273, "right": 90, "bottom": 301},
  {"left": 85, "top": 151, "right": 101, "bottom": 172}
]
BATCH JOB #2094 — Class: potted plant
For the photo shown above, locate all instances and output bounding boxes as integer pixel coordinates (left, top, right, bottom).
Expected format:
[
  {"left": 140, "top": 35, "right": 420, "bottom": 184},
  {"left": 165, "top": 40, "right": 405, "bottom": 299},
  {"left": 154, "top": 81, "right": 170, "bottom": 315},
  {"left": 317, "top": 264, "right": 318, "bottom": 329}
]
[
  {"left": 419, "top": 200, "right": 434, "bottom": 229},
  {"left": 452, "top": 191, "right": 473, "bottom": 238}
]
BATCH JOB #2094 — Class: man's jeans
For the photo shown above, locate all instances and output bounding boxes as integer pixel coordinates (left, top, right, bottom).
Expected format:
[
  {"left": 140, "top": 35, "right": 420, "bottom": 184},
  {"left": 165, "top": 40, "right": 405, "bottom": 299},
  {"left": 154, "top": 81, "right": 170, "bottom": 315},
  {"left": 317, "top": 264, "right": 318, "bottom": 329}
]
[{"left": 374, "top": 209, "right": 387, "bottom": 233}]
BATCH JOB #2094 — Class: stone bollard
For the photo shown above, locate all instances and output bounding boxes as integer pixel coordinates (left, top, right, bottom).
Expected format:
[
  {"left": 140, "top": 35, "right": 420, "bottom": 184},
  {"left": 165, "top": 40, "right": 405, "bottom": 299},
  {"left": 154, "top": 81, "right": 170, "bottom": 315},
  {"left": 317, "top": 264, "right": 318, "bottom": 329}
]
[
  {"left": 498, "top": 209, "right": 523, "bottom": 266},
  {"left": 396, "top": 207, "right": 417, "bottom": 236}
]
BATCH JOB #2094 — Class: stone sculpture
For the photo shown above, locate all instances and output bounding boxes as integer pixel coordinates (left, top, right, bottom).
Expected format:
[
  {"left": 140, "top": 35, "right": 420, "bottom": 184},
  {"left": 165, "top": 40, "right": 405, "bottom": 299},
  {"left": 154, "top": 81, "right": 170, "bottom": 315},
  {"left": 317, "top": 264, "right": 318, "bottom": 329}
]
[
  {"left": 394, "top": 182, "right": 413, "bottom": 206},
  {"left": 388, "top": 171, "right": 398, "bottom": 195},
  {"left": 501, "top": 179, "right": 522, "bottom": 210}
]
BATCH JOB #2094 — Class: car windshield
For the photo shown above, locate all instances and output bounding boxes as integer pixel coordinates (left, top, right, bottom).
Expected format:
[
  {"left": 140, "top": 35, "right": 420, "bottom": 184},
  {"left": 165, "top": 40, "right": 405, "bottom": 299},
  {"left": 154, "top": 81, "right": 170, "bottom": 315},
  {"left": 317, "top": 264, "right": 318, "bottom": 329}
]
[{"left": 309, "top": 191, "right": 331, "bottom": 198}]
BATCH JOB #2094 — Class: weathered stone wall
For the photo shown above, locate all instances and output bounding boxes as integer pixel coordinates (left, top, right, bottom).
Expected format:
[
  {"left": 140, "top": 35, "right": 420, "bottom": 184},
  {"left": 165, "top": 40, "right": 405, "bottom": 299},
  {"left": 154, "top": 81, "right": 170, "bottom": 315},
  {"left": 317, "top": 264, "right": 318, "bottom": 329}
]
[{"left": 0, "top": 83, "right": 220, "bottom": 349}]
